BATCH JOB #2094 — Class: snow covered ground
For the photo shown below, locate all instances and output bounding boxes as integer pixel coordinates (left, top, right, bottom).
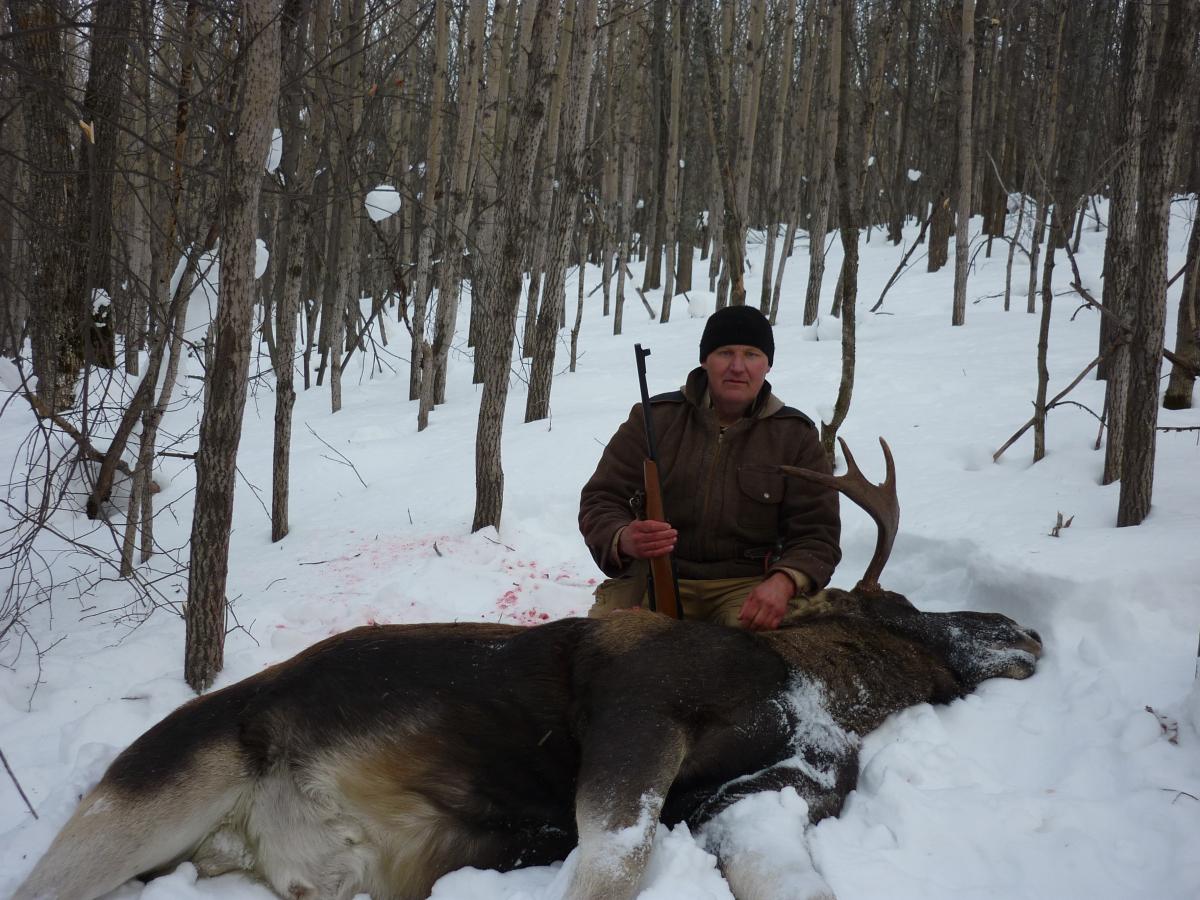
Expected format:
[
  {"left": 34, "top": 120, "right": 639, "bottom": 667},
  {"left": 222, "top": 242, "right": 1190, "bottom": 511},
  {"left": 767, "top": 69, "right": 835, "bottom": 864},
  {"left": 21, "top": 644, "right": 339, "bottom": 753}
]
[{"left": 2, "top": 201, "right": 1200, "bottom": 899}]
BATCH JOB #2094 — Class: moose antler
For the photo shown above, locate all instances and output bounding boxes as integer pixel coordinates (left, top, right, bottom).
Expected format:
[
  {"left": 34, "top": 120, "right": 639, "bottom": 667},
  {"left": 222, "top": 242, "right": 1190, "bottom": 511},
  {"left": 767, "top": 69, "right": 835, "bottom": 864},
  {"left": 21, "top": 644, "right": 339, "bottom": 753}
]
[{"left": 777, "top": 437, "right": 898, "bottom": 597}]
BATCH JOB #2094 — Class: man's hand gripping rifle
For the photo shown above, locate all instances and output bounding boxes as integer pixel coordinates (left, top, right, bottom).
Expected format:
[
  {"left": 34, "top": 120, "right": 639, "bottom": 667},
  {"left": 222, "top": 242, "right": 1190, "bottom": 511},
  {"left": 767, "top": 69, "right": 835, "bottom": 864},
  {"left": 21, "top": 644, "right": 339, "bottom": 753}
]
[{"left": 634, "top": 345, "right": 682, "bottom": 619}]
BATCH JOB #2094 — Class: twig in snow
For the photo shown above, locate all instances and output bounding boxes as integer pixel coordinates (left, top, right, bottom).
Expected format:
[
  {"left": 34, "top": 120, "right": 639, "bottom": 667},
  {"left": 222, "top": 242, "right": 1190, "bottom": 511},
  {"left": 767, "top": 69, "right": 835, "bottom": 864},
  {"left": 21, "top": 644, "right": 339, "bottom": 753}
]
[
  {"left": 1048, "top": 512, "right": 1074, "bottom": 537},
  {"left": 482, "top": 534, "right": 516, "bottom": 552},
  {"left": 993, "top": 348, "right": 1115, "bottom": 462},
  {"left": 1161, "top": 789, "right": 1200, "bottom": 804},
  {"left": 1145, "top": 705, "right": 1179, "bottom": 744},
  {"left": 1, "top": 745, "right": 38, "bottom": 819},
  {"left": 306, "top": 423, "right": 368, "bottom": 488}
]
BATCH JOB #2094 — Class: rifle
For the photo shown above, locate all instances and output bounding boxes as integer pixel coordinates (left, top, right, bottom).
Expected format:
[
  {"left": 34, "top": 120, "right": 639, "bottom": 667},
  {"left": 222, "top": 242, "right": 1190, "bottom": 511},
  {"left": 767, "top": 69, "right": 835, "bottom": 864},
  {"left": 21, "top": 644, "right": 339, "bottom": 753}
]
[{"left": 634, "top": 344, "right": 682, "bottom": 619}]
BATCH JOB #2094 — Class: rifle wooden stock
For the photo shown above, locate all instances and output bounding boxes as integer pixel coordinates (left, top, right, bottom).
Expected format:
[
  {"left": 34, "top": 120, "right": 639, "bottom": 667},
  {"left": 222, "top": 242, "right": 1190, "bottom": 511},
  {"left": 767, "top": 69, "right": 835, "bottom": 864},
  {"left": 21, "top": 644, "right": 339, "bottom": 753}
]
[{"left": 642, "top": 459, "right": 681, "bottom": 619}]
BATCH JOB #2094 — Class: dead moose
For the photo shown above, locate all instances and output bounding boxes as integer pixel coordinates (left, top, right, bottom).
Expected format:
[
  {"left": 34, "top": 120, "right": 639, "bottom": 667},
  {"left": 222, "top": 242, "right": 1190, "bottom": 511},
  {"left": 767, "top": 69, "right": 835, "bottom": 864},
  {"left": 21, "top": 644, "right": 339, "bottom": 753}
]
[{"left": 14, "top": 439, "right": 1042, "bottom": 900}]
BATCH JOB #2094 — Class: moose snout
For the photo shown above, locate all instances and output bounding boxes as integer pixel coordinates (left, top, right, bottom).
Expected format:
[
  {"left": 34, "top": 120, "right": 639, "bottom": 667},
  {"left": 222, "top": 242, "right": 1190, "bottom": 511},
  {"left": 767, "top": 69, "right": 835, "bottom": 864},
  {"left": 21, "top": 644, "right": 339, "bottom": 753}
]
[{"left": 1022, "top": 627, "right": 1043, "bottom": 657}]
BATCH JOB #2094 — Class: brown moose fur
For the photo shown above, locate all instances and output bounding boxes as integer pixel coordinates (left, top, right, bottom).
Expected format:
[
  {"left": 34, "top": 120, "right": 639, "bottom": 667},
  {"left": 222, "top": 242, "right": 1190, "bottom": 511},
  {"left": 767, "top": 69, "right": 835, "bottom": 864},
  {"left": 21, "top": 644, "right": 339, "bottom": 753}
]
[{"left": 14, "top": 591, "right": 1041, "bottom": 900}]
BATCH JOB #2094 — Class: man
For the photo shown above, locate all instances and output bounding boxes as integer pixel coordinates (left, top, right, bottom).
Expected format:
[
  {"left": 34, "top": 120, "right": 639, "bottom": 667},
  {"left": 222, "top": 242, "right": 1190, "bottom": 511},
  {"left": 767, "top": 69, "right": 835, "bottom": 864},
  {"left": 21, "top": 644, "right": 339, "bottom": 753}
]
[{"left": 579, "top": 305, "right": 841, "bottom": 630}]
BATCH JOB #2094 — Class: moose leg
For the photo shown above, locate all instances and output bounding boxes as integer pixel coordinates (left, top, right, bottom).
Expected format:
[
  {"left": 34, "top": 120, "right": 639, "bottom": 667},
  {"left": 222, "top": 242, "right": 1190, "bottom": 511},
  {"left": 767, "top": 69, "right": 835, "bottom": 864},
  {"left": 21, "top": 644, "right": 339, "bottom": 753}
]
[
  {"left": 694, "top": 757, "right": 857, "bottom": 900},
  {"left": 565, "top": 713, "right": 687, "bottom": 900}
]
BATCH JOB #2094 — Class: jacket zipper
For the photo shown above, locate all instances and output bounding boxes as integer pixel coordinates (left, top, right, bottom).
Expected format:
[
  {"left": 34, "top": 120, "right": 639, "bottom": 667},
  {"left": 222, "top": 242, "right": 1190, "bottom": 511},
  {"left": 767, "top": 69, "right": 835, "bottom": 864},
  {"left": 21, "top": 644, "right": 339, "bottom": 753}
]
[{"left": 700, "top": 425, "right": 726, "bottom": 556}]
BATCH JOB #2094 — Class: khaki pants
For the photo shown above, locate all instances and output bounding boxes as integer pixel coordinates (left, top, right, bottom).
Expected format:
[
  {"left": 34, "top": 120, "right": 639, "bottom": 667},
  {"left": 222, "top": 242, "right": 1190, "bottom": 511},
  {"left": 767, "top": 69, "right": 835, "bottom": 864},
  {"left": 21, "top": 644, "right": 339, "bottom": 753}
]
[{"left": 588, "top": 565, "right": 824, "bottom": 628}]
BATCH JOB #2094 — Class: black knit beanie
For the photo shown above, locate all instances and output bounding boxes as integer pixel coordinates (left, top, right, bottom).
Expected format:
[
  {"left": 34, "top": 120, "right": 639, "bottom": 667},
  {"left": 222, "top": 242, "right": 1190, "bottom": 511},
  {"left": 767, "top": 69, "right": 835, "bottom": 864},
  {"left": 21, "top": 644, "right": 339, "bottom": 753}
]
[{"left": 699, "top": 305, "right": 775, "bottom": 366}]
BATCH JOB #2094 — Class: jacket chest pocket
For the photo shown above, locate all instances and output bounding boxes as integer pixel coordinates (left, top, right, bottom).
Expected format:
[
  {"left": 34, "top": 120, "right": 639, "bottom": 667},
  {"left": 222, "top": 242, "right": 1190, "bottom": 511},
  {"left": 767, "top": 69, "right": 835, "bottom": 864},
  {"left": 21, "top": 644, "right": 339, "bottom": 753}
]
[{"left": 736, "top": 467, "right": 785, "bottom": 539}]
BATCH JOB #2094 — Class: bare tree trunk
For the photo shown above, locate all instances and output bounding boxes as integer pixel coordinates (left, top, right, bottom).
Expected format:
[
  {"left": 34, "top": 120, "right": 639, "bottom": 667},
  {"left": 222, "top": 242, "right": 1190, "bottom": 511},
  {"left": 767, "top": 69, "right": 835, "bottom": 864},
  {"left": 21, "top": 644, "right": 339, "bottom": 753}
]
[
  {"left": 732, "top": 0, "right": 767, "bottom": 253},
  {"left": 758, "top": 1, "right": 796, "bottom": 313},
  {"left": 525, "top": 0, "right": 598, "bottom": 422},
  {"left": 706, "top": 1, "right": 734, "bottom": 296},
  {"left": 89, "top": 0, "right": 202, "bottom": 523},
  {"left": 471, "top": 0, "right": 514, "bottom": 383},
  {"left": 951, "top": 0, "right": 976, "bottom": 326},
  {"left": 822, "top": 0, "right": 891, "bottom": 455},
  {"left": 522, "top": 0, "right": 576, "bottom": 357},
  {"left": 184, "top": 0, "right": 279, "bottom": 691},
  {"left": 822, "top": 0, "right": 858, "bottom": 461},
  {"left": 1031, "top": 1, "right": 1067, "bottom": 463},
  {"left": 640, "top": 0, "right": 668, "bottom": 295},
  {"left": 697, "top": 2, "right": 749, "bottom": 308},
  {"left": 570, "top": 229, "right": 586, "bottom": 371},
  {"left": 613, "top": 4, "right": 642, "bottom": 335},
  {"left": 598, "top": 12, "right": 618, "bottom": 317},
  {"left": 271, "top": 0, "right": 328, "bottom": 542},
  {"left": 8, "top": 0, "right": 85, "bottom": 411},
  {"left": 1118, "top": 0, "right": 1197, "bottom": 526},
  {"left": 472, "top": 0, "right": 557, "bottom": 533},
  {"left": 771, "top": 0, "right": 821, "bottom": 322},
  {"left": 659, "top": 0, "right": 685, "bottom": 322},
  {"left": 324, "top": 0, "right": 365, "bottom": 414},
  {"left": 409, "top": 0, "right": 448, "bottom": 401},
  {"left": 803, "top": 1, "right": 841, "bottom": 324},
  {"left": 888, "top": 0, "right": 919, "bottom": 244},
  {"left": 1163, "top": 207, "right": 1199, "bottom": 409},
  {"left": 1102, "top": 0, "right": 1152, "bottom": 483},
  {"left": 420, "top": 0, "right": 487, "bottom": 429}
]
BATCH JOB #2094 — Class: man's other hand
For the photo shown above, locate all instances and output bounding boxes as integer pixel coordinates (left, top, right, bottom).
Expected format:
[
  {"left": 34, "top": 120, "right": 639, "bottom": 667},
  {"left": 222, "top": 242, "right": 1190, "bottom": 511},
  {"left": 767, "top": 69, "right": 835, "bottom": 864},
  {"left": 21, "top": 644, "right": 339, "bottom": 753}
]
[
  {"left": 738, "top": 572, "right": 794, "bottom": 631},
  {"left": 618, "top": 519, "right": 677, "bottom": 559}
]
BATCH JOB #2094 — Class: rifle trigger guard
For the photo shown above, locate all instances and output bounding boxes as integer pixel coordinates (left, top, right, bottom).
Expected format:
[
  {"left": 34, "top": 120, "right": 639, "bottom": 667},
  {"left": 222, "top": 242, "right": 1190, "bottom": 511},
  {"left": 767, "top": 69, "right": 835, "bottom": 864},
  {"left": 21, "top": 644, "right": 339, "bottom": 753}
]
[{"left": 629, "top": 490, "right": 646, "bottom": 518}]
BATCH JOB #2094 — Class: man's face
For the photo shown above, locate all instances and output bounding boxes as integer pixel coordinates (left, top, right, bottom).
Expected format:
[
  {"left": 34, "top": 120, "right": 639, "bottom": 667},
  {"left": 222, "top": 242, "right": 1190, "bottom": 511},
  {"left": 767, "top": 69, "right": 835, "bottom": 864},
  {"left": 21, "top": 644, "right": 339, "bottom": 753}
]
[{"left": 702, "top": 344, "right": 771, "bottom": 415}]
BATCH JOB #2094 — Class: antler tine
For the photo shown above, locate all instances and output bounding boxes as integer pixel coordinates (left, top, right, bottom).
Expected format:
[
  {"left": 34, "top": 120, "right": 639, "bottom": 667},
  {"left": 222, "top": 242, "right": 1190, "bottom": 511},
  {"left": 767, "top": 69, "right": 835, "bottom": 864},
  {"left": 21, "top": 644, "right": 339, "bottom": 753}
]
[{"left": 777, "top": 437, "right": 899, "bottom": 597}]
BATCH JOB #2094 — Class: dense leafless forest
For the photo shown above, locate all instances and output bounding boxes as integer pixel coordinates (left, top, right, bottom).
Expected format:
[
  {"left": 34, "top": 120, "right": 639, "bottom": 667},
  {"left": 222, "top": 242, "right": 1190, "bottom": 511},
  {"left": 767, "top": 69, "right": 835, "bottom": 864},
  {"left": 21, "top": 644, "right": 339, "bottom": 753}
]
[{"left": 1, "top": 0, "right": 1197, "bottom": 687}]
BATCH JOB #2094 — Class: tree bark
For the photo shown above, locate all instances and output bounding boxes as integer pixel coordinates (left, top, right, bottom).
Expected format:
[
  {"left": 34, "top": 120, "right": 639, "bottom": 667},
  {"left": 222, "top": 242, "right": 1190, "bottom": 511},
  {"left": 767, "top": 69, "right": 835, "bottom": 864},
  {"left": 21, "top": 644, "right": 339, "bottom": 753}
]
[
  {"left": 409, "top": 0, "right": 448, "bottom": 401},
  {"left": 823, "top": 0, "right": 859, "bottom": 461},
  {"left": 1117, "top": 0, "right": 1197, "bottom": 526},
  {"left": 420, "top": 0, "right": 487, "bottom": 429},
  {"left": 8, "top": 0, "right": 86, "bottom": 411},
  {"left": 951, "top": 0, "right": 976, "bottom": 326},
  {"left": 1163, "top": 207, "right": 1199, "bottom": 409},
  {"left": 271, "top": 0, "right": 328, "bottom": 542},
  {"left": 659, "top": 0, "right": 685, "bottom": 322},
  {"left": 471, "top": 0, "right": 514, "bottom": 383},
  {"left": 184, "top": 0, "right": 279, "bottom": 691},
  {"left": 472, "top": 0, "right": 557, "bottom": 533},
  {"left": 803, "top": 0, "right": 841, "bottom": 323},
  {"left": 1031, "top": 0, "right": 1068, "bottom": 464},
  {"left": 1101, "top": 0, "right": 1153, "bottom": 483},
  {"left": 522, "top": 0, "right": 576, "bottom": 357},
  {"left": 525, "top": 0, "right": 598, "bottom": 422},
  {"left": 758, "top": 1, "right": 796, "bottom": 314},
  {"left": 697, "top": 1, "right": 749, "bottom": 308}
]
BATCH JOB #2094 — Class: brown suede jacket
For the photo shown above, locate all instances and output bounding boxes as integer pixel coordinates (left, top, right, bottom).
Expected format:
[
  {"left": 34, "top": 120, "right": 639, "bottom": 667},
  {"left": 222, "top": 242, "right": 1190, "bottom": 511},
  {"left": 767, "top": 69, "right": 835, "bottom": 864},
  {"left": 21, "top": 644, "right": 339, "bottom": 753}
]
[{"left": 579, "top": 368, "right": 841, "bottom": 588}]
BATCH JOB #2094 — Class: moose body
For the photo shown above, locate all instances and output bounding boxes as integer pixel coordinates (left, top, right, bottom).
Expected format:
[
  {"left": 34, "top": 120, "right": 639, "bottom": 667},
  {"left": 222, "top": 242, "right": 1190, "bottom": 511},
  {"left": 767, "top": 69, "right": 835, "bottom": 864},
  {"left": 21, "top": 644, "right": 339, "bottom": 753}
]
[{"left": 14, "top": 592, "right": 1041, "bottom": 900}]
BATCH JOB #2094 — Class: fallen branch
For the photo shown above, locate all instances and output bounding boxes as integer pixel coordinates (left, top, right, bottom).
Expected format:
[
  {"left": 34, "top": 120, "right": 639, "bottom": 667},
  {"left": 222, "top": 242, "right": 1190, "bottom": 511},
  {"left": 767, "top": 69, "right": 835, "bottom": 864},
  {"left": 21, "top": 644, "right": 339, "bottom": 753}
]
[
  {"left": 1062, "top": 238, "right": 1199, "bottom": 377},
  {"left": 20, "top": 388, "right": 133, "bottom": 479},
  {"left": 870, "top": 207, "right": 934, "bottom": 313},
  {"left": 305, "top": 423, "right": 368, "bottom": 488},
  {"left": 0, "top": 745, "right": 37, "bottom": 819},
  {"left": 624, "top": 263, "right": 658, "bottom": 319},
  {"left": 1048, "top": 399, "right": 1105, "bottom": 424},
  {"left": 993, "top": 346, "right": 1117, "bottom": 462}
]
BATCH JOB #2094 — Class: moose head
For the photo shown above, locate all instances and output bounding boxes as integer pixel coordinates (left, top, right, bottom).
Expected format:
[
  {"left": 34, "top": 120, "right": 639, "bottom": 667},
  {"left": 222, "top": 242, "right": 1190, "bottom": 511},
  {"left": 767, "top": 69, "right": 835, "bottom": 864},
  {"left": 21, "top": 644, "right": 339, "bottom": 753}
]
[{"left": 14, "top": 440, "right": 1041, "bottom": 900}]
